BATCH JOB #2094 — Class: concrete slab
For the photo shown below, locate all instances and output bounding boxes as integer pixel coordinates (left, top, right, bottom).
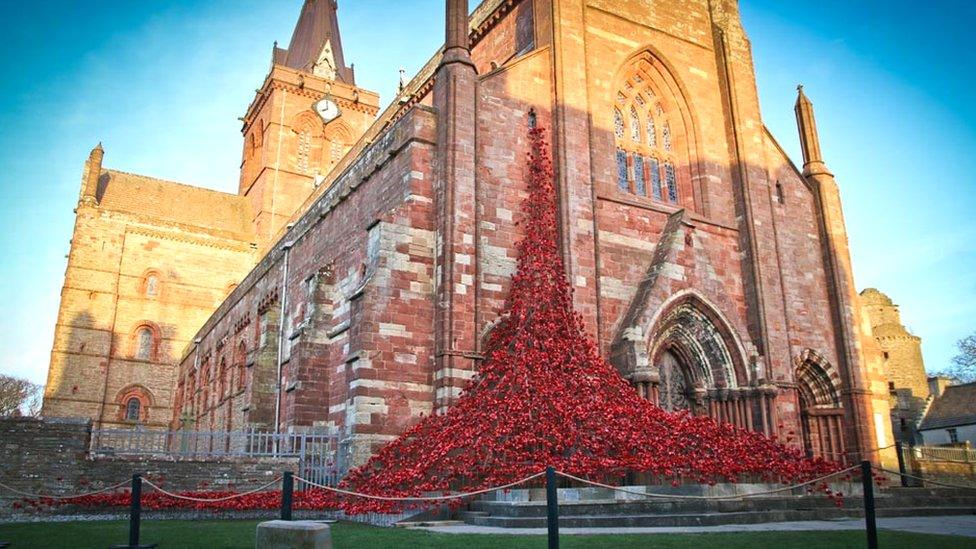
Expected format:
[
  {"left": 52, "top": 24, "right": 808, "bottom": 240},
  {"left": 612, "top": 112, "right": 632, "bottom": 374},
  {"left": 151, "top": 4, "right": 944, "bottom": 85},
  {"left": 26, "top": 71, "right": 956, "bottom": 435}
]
[
  {"left": 256, "top": 520, "right": 332, "bottom": 548},
  {"left": 412, "top": 515, "right": 976, "bottom": 538}
]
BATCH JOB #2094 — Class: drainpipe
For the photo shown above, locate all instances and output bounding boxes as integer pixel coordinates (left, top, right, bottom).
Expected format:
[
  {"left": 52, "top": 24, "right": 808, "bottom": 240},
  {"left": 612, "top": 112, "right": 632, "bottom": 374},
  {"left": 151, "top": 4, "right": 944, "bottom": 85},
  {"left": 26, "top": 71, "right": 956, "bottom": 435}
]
[{"left": 273, "top": 240, "right": 294, "bottom": 449}]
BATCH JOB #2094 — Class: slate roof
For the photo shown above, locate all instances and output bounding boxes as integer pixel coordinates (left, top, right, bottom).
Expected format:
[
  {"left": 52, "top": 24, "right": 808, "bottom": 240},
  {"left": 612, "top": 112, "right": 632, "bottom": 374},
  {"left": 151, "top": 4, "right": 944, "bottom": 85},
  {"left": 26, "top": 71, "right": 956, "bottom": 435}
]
[
  {"left": 919, "top": 382, "right": 976, "bottom": 430},
  {"left": 277, "top": 0, "right": 354, "bottom": 83},
  {"left": 95, "top": 169, "right": 252, "bottom": 239}
]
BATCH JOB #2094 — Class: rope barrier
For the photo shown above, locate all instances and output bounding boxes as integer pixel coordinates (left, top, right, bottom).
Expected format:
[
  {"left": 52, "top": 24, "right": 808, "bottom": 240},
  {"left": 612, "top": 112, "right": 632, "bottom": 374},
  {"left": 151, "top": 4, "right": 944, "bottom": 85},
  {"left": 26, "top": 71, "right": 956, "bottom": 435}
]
[
  {"left": 293, "top": 471, "right": 547, "bottom": 502},
  {"left": 874, "top": 467, "right": 976, "bottom": 492},
  {"left": 0, "top": 479, "right": 131, "bottom": 501},
  {"left": 554, "top": 465, "right": 861, "bottom": 501},
  {"left": 141, "top": 477, "right": 282, "bottom": 503}
]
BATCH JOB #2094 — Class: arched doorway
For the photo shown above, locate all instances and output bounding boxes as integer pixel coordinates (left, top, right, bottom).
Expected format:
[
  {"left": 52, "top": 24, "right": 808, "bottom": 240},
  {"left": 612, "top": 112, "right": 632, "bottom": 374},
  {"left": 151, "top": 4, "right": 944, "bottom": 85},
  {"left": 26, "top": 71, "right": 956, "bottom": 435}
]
[{"left": 795, "top": 351, "right": 847, "bottom": 463}]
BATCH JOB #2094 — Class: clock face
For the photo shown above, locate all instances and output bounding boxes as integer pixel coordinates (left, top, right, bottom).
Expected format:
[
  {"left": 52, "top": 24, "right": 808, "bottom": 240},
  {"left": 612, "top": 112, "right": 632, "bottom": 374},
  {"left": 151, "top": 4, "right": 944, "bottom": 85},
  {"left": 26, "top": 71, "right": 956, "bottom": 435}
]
[{"left": 314, "top": 98, "right": 341, "bottom": 123}]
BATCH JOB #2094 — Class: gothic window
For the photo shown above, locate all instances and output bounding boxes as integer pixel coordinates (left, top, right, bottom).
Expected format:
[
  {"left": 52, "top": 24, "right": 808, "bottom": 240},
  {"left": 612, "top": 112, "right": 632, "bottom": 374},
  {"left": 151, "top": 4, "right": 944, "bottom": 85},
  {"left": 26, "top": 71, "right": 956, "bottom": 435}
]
[
  {"left": 125, "top": 397, "right": 141, "bottom": 421},
  {"left": 775, "top": 182, "right": 785, "bottom": 205},
  {"left": 615, "top": 149, "right": 629, "bottom": 191},
  {"left": 611, "top": 71, "right": 680, "bottom": 204},
  {"left": 649, "top": 157, "right": 662, "bottom": 200},
  {"left": 633, "top": 155, "right": 646, "bottom": 196},
  {"left": 664, "top": 162, "right": 678, "bottom": 203},
  {"left": 236, "top": 342, "right": 247, "bottom": 392},
  {"left": 135, "top": 327, "right": 153, "bottom": 361},
  {"left": 297, "top": 130, "right": 312, "bottom": 174}
]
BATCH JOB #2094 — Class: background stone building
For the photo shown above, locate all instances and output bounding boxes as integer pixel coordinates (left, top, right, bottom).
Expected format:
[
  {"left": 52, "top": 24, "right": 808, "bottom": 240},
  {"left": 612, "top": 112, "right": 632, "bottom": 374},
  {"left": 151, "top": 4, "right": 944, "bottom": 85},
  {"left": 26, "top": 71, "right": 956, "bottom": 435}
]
[
  {"left": 44, "top": 0, "right": 896, "bottom": 468},
  {"left": 860, "top": 287, "right": 930, "bottom": 444}
]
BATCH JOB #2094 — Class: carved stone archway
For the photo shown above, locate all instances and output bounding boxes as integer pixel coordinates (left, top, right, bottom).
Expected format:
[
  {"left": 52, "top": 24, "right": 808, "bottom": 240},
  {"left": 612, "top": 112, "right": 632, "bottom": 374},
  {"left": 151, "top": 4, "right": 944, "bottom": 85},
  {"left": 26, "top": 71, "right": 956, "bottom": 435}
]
[{"left": 795, "top": 349, "right": 847, "bottom": 462}]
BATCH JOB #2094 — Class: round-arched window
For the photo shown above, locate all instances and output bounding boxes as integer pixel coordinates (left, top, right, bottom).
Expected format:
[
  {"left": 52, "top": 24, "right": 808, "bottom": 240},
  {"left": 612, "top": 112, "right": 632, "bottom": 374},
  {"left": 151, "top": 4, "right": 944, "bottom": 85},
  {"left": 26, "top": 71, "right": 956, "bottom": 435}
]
[
  {"left": 145, "top": 275, "right": 159, "bottom": 297},
  {"left": 125, "top": 397, "right": 141, "bottom": 421},
  {"left": 135, "top": 327, "right": 153, "bottom": 361}
]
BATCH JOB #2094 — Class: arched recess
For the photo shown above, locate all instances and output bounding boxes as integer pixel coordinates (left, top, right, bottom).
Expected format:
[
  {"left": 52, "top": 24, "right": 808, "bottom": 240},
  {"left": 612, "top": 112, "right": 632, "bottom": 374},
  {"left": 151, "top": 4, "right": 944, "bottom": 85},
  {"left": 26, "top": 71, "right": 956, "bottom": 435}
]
[
  {"left": 115, "top": 384, "right": 154, "bottom": 423},
  {"left": 794, "top": 349, "right": 847, "bottom": 462},
  {"left": 290, "top": 111, "right": 325, "bottom": 175},
  {"left": 129, "top": 321, "right": 161, "bottom": 362},
  {"left": 609, "top": 48, "right": 704, "bottom": 213},
  {"left": 635, "top": 292, "right": 764, "bottom": 431}
]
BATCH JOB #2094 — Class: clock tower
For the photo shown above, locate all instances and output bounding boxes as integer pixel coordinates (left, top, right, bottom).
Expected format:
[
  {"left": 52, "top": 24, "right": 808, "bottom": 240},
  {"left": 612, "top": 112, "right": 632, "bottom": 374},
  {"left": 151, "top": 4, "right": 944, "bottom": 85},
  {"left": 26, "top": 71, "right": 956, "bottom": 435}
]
[{"left": 238, "top": 0, "right": 379, "bottom": 247}]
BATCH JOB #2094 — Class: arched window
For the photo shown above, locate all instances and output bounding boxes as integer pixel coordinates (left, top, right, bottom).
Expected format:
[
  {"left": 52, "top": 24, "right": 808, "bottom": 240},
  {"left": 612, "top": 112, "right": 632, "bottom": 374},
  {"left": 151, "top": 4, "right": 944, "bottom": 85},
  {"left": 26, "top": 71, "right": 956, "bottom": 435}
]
[
  {"left": 611, "top": 63, "right": 682, "bottom": 205},
  {"left": 145, "top": 275, "right": 159, "bottom": 297},
  {"left": 125, "top": 397, "right": 141, "bottom": 421},
  {"left": 135, "top": 327, "right": 154, "bottom": 360},
  {"left": 236, "top": 342, "right": 247, "bottom": 391}
]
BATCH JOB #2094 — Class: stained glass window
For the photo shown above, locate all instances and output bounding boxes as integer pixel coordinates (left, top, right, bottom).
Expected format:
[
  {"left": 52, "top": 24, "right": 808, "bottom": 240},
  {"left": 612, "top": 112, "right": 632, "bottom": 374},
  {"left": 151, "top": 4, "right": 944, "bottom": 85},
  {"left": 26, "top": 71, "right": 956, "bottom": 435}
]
[
  {"left": 665, "top": 161, "right": 678, "bottom": 202},
  {"left": 634, "top": 155, "right": 646, "bottom": 196},
  {"left": 633, "top": 74, "right": 643, "bottom": 83},
  {"left": 634, "top": 94, "right": 645, "bottom": 107},
  {"left": 649, "top": 157, "right": 662, "bottom": 200},
  {"left": 629, "top": 106, "right": 641, "bottom": 141},
  {"left": 646, "top": 115, "right": 656, "bottom": 147},
  {"left": 616, "top": 149, "right": 629, "bottom": 191},
  {"left": 617, "top": 91, "right": 627, "bottom": 103},
  {"left": 613, "top": 108, "right": 624, "bottom": 139},
  {"left": 662, "top": 122, "right": 672, "bottom": 152}
]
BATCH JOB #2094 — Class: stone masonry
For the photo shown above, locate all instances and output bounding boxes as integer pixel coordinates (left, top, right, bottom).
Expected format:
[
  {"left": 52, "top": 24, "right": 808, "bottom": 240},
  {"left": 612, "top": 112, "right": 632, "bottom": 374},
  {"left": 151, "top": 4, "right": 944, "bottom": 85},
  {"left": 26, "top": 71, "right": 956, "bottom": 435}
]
[{"left": 43, "top": 0, "right": 897, "bottom": 471}]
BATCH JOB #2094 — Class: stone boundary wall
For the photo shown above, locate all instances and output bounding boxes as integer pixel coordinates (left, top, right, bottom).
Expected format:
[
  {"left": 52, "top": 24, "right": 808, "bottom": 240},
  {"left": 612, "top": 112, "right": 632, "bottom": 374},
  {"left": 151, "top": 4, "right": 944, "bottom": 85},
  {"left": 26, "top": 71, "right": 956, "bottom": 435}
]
[{"left": 1, "top": 417, "right": 297, "bottom": 517}]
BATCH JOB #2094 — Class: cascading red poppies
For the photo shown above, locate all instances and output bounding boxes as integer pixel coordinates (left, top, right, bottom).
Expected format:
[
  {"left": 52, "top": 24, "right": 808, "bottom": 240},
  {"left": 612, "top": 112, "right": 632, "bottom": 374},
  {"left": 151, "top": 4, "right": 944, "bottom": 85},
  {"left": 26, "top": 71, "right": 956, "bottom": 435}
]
[
  {"left": 326, "top": 126, "right": 841, "bottom": 513},
  {"left": 23, "top": 126, "right": 843, "bottom": 516}
]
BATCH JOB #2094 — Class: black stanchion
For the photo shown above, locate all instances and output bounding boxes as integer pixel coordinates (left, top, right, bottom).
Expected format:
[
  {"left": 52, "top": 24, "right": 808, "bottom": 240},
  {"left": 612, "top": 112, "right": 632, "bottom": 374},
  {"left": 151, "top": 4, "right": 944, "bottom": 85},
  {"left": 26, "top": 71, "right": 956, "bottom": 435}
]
[
  {"left": 895, "top": 442, "right": 910, "bottom": 487},
  {"left": 281, "top": 471, "right": 294, "bottom": 521},
  {"left": 110, "top": 473, "right": 156, "bottom": 549},
  {"left": 546, "top": 466, "right": 559, "bottom": 549},
  {"left": 861, "top": 460, "right": 878, "bottom": 549}
]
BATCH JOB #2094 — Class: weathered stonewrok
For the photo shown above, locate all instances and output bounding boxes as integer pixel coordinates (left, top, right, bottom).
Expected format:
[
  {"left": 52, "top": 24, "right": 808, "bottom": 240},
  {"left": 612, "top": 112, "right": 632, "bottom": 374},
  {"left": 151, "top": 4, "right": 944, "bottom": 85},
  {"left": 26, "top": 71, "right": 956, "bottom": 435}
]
[{"left": 42, "top": 0, "right": 896, "bottom": 470}]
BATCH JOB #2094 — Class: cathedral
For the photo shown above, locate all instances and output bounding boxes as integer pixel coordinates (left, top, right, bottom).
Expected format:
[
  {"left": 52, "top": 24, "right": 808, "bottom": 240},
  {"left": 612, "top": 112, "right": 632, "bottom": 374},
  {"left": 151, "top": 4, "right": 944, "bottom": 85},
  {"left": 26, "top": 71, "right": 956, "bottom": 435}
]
[{"left": 42, "top": 0, "right": 897, "bottom": 469}]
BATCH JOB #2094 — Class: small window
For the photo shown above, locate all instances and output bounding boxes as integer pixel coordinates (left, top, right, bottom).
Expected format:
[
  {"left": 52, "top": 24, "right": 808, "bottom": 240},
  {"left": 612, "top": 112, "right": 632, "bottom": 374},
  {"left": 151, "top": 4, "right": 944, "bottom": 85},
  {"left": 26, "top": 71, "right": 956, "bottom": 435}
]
[
  {"left": 948, "top": 428, "right": 959, "bottom": 444},
  {"left": 646, "top": 114, "right": 656, "bottom": 147},
  {"left": 888, "top": 381, "right": 896, "bottom": 392},
  {"left": 145, "top": 275, "right": 159, "bottom": 297},
  {"left": 136, "top": 327, "right": 153, "bottom": 360},
  {"left": 662, "top": 122, "right": 672, "bottom": 152},
  {"left": 125, "top": 397, "right": 141, "bottom": 421},
  {"left": 775, "top": 182, "right": 785, "bottom": 205}
]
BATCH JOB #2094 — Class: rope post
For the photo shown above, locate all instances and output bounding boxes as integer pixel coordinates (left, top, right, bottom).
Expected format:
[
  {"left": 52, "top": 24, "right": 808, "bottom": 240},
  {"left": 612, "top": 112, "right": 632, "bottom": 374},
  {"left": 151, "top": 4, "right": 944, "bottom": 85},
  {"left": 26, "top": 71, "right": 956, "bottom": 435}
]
[
  {"left": 545, "top": 466, "right": 559, "bottom": 549},
  {"left": 895, "top": 441, "right": 909, "bottom": 487},
  {"left": 111, "top": 473, "right": 156, "bottom": 548},
  {"left": 861, "top": 460, "right": 878, "bottom": 549},
  {"left": 281, "top": 471, "right": 294, "bottom": 521}
]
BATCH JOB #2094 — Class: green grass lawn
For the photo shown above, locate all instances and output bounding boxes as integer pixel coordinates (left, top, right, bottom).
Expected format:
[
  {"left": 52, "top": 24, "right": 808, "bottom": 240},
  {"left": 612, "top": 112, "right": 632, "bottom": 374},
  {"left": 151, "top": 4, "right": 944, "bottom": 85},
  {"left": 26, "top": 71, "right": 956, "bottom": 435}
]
[{"left": 0, "top": 519, "right": 974, "bottom": 549}]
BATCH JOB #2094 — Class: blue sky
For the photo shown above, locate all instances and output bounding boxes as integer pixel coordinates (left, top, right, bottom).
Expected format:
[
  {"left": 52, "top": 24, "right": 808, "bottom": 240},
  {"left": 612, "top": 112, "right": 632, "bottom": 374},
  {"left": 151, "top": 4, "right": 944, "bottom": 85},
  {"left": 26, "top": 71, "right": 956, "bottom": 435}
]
[{"left": 0, "top": 1, "right": 972, "bottom": 386}]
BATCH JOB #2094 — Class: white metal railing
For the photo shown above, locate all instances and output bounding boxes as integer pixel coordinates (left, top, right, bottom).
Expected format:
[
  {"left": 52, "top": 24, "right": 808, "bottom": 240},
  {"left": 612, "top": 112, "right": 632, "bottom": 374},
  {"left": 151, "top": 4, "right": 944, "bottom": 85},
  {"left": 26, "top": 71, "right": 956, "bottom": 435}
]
[
  {"left": 914, "top": 445, "right": 976, "bottom": 463},
  {"left": 89, "top": 428, "right": 343, "bottom": 488}
]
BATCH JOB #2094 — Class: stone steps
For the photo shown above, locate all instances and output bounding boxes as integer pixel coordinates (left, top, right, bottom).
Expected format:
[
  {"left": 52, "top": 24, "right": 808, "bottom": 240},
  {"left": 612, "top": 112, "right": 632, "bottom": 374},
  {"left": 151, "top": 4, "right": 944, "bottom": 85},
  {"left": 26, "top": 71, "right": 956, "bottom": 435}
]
[{"left": 462, "top": 487, "right": 976, "bottom": 529}]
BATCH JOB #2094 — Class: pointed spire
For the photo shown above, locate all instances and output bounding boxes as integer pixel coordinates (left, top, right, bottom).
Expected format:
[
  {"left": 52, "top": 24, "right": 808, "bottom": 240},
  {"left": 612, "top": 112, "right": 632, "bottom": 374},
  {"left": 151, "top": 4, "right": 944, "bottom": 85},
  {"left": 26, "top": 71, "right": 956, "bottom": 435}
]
[
  {"left": 441, "top": 0, "right": 474, "bottom": 68},
  {"left": 794, "top": 84, "right": 831, "bottom": 177},
  {"left": 280, "top": 0, "right": 354, "bottom": 83},
  {"left": 81, "top": 142, "right": 104, "bottom": 205}
]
